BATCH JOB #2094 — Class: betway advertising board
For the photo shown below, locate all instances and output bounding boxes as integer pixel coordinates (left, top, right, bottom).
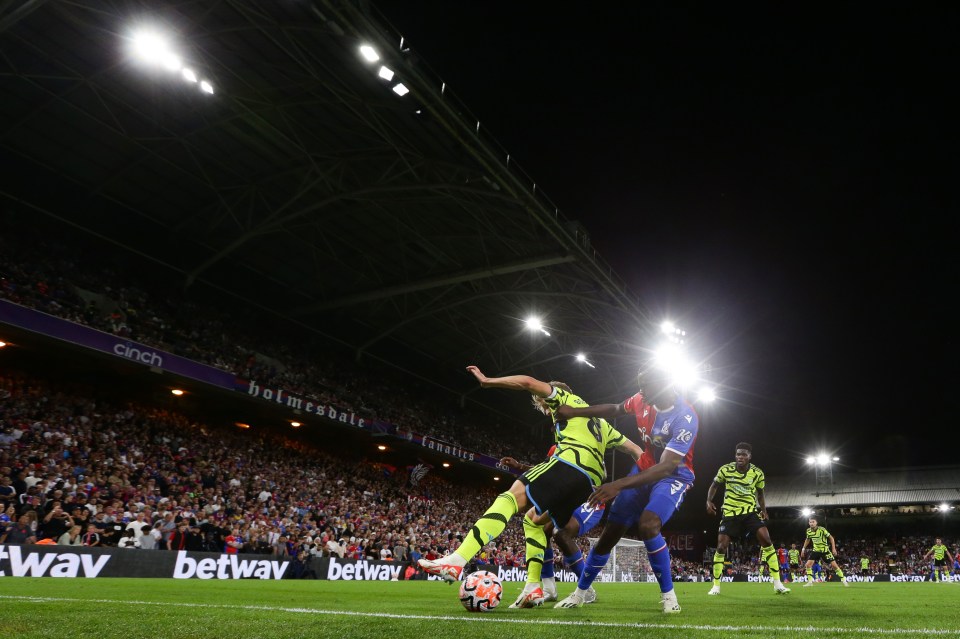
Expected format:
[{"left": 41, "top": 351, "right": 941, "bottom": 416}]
[{"left": 0, "top": 546, "right": 289, "bottom": 579}]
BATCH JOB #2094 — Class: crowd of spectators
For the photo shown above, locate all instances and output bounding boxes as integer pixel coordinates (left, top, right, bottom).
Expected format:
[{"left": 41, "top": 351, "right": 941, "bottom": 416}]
[
  {"left": 0, "top": 372, "right": 540, "bottom": 567},
  {"left": 0, "top": 229, "right": 546, "bottom": 464}
]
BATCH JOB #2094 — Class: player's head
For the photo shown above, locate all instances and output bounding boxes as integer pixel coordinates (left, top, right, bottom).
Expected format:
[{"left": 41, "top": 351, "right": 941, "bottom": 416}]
[
  {"left": 735, "top": 442, "right": 752, "bottom": 463},
  {"left": 636, "top": 363, "right": 679, "bottom": 407},
  {"left": 531, "top": 380, "right": 572, "bottom": 415},
  {"left": 936, "top": 537, "right": 942, "bottom": 544},
  {"left": 791, "top": 543, "right": 797, "bottom": 549},
  {"left": 808, "top": 517, "right": 818, "bottom": 528}
]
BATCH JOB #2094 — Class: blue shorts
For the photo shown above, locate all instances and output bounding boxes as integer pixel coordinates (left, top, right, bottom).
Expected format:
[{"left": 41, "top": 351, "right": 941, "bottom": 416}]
[
  {"left": 570, "top": 501, "right": 605, "bottom": 536},
  {"left": 606, "top": 466, "right": 691, "bottom": 527}
]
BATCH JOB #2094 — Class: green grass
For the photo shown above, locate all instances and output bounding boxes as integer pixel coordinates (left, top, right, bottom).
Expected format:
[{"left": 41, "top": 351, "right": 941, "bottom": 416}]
[{"left": 1, "top": 578, "right": 958, "bottom": 639}]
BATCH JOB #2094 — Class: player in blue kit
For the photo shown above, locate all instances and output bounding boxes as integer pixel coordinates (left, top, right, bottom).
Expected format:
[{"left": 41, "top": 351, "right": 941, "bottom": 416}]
[{"left": 553, "top": 364, "right": 699, "bottom": 614}]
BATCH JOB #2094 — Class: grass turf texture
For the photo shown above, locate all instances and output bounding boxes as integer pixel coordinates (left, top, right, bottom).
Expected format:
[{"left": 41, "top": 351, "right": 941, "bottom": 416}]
[{"left": 1, "top": 579, "right": 958, "bottom": 639}]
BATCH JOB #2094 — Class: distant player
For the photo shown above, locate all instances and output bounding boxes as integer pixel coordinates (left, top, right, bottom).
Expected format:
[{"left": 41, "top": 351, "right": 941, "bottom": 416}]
[
  {"left": 923, "top": 538, "right": 954, "bottom": 583},
  {"left": 788, "top": 543, "right": 801, "bottom": 581},
  {"left": 860, "top": 554, "right": 870, "bottom": 576},
  {"left": 551, "top": 364, "right": 698, "bottom": 614},
  {"left": 499, "top": 447, "right": 602, "bottom": 604},
  {"left": 800, "top": 517, "right": 848, "bottom": 587},
  {"left": 705, "top": 442, "right": 790, "bottom": 595},
  {"left": 419, "top": 366, "right": 642, "bottom": 610},
  {"left": 777, "top": 545, "right": 790, "bottom": 580}
]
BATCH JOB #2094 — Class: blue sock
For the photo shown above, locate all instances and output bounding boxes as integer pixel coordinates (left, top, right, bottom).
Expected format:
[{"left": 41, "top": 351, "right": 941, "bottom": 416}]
[
  {"left": 644, "top": 534, "right": 674, "bottom": 593},
  {"left": 577, "top": 550, "right": 610, "bottom": 590},
  {"left": 563, "top": 549, "right": 585, "bottom": 579},
  {"left": 541, "top": 545, "right": 555, "bottom": 579}
]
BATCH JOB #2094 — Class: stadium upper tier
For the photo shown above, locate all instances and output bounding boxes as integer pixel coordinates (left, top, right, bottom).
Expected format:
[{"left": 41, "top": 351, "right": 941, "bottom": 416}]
[{"left": 763, "top": 467, "right": 960, "bottom": 509}]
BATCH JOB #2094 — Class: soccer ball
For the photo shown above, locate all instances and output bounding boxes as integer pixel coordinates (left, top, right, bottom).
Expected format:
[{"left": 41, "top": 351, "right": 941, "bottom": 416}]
[{"left": 459, "top": 570, "right": 503, "bottom": 612}]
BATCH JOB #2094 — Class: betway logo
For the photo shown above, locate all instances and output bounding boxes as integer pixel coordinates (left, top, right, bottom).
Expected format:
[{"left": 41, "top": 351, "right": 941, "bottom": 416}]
[
  {"left": 327, "top": 558, "right": 402, "bottom": 581},
  {"left": 173, "top": 551, "right": 288, "bottom": 580},
  {"left": 0, "top": 545, "right": 110, "bottom": 577},
  {"left": 889, "top": 575, "right": 930, "bottom": 583},
  {"left": 846, "top": 575, "right": 876, "bottom": 582}
]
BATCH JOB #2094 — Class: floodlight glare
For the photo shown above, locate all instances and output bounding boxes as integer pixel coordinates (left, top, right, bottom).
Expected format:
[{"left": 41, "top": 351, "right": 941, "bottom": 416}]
[
  {"left": 161, "top": 52, "right": 182, "bottom": 72},
  {"left": 359, "top": 44, "right": 380, "bottom": 63},
  {"left": 801, "top": 508, "right": 813, "bottom": 517},
  {"left": 940, "top": 503, "right": 950, "bottom": 512},
  {"left": 392, "top": 83, "right": 410, "bottom": 96},
  {"left": 378, "top": 66, "right": 395, "bottom": 81},
  {"left": 132, "top": 31, "right": 169, "bottom": 64},
  {"left": 832, "top": 456, "right": 840, "bottom": 462},
  {"left": 575, "top": 353, "right": 595, "bottom": 368},
  {"left": 200, "top": 80, "right": 214, "bottom": 94},
  {"left": 652, "top": 345, "right": 698, "bottom": 387},
  {"left": 0, "top": 341, "right": 6, "bottom": 348},
  {"left": 805, "top": 456, "right": 816, "bottom": 465},
  {"left": 816, "top": 454, "right": 831, "bottom": 466},
  {"left": 524, "top": 317, "right": 550, "bottom": 337},
  {"left": 661, "top": 321, "right": 675, "bottom": 334},
  {"left": 182, "top": 68, "right": 198, "bottom": 83},
  {"left": 697, "top": 387, "right": 716, "bottom": 403}
]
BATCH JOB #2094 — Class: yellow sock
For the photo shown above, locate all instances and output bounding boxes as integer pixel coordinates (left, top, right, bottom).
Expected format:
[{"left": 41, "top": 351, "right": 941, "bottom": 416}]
[
  {"left": 712, "top": 552, "right": 725, "bottom": 585},
  {"left": 522, "top": 514, "right": 547, "bottom": 584},
  {"left": 455, "top": 491, "right": 518, "bottom": 562}
]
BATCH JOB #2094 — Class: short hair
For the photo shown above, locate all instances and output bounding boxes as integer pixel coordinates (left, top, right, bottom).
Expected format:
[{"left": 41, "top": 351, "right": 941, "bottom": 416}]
[
  {"left": 735, "top": 442, "right": 752, "bottom": 453},
  {"left": 530, "top": 381, "right": 572, "bottom": 414}
]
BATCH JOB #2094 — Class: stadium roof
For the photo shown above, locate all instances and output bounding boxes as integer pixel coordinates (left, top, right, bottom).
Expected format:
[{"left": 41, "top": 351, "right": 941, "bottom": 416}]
[
  {"left": 0, "top": 0, "right": 663, "bottom": 409},
  {"left": 764, "top": 467, "right": 960, "bottom": 509}
]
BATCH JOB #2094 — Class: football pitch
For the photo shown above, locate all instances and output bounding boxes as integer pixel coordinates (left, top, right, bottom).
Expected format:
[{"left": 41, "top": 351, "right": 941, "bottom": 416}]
[{"left": 1, "top": 579, "right": 958, "bottom": 639}]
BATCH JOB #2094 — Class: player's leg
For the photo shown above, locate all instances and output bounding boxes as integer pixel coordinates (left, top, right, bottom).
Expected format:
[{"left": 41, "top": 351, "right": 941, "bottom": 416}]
[
  {"left": 419, "top": 479, "right": 527, "bottom": 581},
  {"left": 709, "top": 532, "right": 731, "bottom": 595},
  {"left": 531, "top": 513, "right": 557, "bottom": 601},
  {"left": 803, "top": 558, "right": 816, "bottom": 586},
  {"left": 636, "top": 503, "right": 683, "bottom": 614},
  {"left": 552, "top": 509, "right": 599, "bottom": 603},
  {"left": 755, "top": 525, "right": 789, "bottom": 593},
  {"left": 829, "top": 558, "right": 848, "bottom": 586}
]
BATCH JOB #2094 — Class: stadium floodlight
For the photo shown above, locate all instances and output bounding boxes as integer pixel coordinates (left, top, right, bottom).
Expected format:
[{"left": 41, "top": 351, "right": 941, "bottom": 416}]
[
  {"left": 805, "top": 456, "right": 816, "bottom": 465},
  {"left": 832, "top": 456, "right": 840, "bottom": 462},
  {"left": 290, "top": 421, "right": 301, "bottom": 428},
  {"left": 392, "top": 83, "right": 410, "bottom": 96},
  {"left": 182, "top": 68, "right": 198, "bottom": 83},
  {"left": 378, "top": 65, "right": 395, "bottom": 81},
  {"left": 940, "top": 503, "right": 951, "bottom": 512},
  {"left": 524, "top": 316, "right": 551, "bottom": 337},
  {"left": 442, "top": 462, "right": 450, "bottom": 468},
  {"left": 697, "top": 387, "right": 716, "bottom": 403},
  {"left": 359, "top": 44, "right": 380, "bottom": 63},
  {"left": 652, "top": 344, "right": 698, "bottom": 387},
  {"left": 661, "top": 321, "right": 675, "bottom": 334},
  {"left": 816, "top": 454, "right": 831, "bottom": 466},
  {"left": 493, "top": 476, "right": 500, "bottom": 481},
  {"left": 801, "top": 508, "right": 813, "bottom": 517},
  {"left": 170, "top": 389, "right": 184, "bottom": 396},
  {"left": 199, "top": 80, "right": 214, "bottom": 95},
  {"left": 0, "top": 341, "right": 6, "bottom": 348},
  {"left": 377, "top": 445, "right": 386, "bottom": 451},
  {"left": 575, "top": 353, "right": 596, "bottom": 368}
]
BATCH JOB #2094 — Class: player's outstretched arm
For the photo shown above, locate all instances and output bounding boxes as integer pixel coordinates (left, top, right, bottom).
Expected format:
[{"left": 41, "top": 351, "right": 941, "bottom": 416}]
[
  {"left": 466, "top": 365, "right": 553, "bottom": 397},
  {"left": 587, "top": 450, "right": 682, "bottom": 507},
  {"left": 555, "top": 402, "right": 624, "bottom": 421},
  {"left": 615, "top": 437, "right": 643, "bottom": 463},
  {"left": 499, "top": 456, "right": 532, "bottom": 473}
]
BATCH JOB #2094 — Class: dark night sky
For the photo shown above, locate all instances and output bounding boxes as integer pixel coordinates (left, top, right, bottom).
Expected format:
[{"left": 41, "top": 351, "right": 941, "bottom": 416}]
[{"left": 372, "top": 3, "right": 958, "bottom": 475}]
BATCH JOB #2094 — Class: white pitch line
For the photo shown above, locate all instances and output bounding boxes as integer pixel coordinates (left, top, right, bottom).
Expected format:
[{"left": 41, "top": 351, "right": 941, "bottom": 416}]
[{"left": 0, "top": 595, "right": 957, "bottom": 636}]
